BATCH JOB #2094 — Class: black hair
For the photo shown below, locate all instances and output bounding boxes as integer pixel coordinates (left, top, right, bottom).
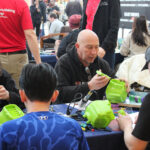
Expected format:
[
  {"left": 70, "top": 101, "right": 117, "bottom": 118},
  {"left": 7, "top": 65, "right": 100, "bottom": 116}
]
[
  {"left": 50, "top": 13, "right": 57, "bottom": 19},
  {"left": 132, "top": 16, "right": 150, "bottom": 46},
  {"left": 19, "top": 63, "right": 57, "bottom": 102}
]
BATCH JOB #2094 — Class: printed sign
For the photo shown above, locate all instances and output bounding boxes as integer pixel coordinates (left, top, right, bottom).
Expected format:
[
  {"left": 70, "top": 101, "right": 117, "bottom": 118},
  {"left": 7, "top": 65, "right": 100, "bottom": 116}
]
[{"left": 120, "top": 0, "right": 150, "bottom": 29}]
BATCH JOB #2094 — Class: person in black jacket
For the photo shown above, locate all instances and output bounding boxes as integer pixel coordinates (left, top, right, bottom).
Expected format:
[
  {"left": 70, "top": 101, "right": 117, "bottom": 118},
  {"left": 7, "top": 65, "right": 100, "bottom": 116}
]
[
  {"left": 30, "top": 2, "right": 42, "bottom": 38},
  {"left": 56, "top": 14, "right": 82, "bottom": 58},
  {"left": 0, "top": 67, "right": 24, "bottom": 110},
  {"left": 39, "top": 0, "right": 46, "bottom": 23},
  {"left": 55, "top": 29, "right": 116, "bottom": 103},
  {"left": 65, "top": 1, "right": 82, "bottom": 18},
  {"left": 81, "top": 0, "right": 120, "bottom": 69}
]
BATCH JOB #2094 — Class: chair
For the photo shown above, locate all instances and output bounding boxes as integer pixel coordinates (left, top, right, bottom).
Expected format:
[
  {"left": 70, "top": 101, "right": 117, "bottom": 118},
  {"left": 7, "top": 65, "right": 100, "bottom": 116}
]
[
  {"left": 40, "top": 32, "right": 68, "bottom": 50},
  {"left": 40, "top": 26, "right": 72, "bottom": 50}
]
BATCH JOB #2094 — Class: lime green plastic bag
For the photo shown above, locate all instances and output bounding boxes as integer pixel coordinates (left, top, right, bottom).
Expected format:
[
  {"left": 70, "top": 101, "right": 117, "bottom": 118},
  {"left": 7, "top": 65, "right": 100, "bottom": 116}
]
[
  {"left": 118, "top": 109, "right": 126, "bottom": 116},
  {"left": 96, "top": 70, "right": 111, "bottom": 79},
  {"left": 83, "top": 100, "right": 115, "bottom": 129},
  {"left": 0, "top": 104, "right": 24, "bottom": 125},
  {"left": 106, "top": 79, "right": 127, "bottom": 103}
]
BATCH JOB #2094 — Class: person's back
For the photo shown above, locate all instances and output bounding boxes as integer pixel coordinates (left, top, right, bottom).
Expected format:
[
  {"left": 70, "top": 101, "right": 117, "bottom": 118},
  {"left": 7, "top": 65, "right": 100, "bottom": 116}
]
[
  {"left": 65, "top": 1, "right": 82, "bottom": 18},
  {"left": 120, "top": 32, "right": 150, "bottom": 57},
  {"left": 0, "top": 63, "right": 89, "bottom": 150},
  {"left": 0, "top": 0, "right": 32, "bottom": 51},
  {"left": 57, "top": 29, "right": 80, "bottom": 58},
  {"left": 0, "top": 110, "right": 88, "bottom": 149},
  {"left": 120, "top": 16, "right": 150, "bottom": 58}
]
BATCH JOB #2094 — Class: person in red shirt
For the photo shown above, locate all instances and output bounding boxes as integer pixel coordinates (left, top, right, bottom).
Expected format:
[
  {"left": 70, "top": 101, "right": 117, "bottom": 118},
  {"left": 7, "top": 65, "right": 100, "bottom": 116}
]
[{"left": 0, "top": 0, "right": 41, "bottom": 87}]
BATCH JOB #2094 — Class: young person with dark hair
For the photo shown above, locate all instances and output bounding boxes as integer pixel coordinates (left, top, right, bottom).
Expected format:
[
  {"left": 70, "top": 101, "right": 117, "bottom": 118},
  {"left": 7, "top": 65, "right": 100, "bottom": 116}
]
[
  {"left": 120, "top": 16, "right": 150, "bottom": 58},
  {"left": 0, "top": 63, "right": 89, "bottom": 150}
]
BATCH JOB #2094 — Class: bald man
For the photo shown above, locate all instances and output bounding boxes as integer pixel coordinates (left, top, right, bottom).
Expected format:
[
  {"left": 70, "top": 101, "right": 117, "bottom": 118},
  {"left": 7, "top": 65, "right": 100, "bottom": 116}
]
[{"left": 55, "top": 30, "right": 115, "bottom": 103}]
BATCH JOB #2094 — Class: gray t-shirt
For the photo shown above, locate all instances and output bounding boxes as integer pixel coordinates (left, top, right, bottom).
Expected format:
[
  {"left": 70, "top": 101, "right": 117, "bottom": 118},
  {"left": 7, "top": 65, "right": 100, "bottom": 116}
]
[{"left": 49, "top": 19, "right": 64, "bottom": 40}]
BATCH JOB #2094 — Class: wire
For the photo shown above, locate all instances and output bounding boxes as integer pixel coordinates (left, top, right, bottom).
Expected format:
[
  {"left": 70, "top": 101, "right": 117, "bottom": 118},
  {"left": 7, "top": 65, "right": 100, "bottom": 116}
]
[{"left": 66, "top": 93, "right": 83, "bottom": 115}]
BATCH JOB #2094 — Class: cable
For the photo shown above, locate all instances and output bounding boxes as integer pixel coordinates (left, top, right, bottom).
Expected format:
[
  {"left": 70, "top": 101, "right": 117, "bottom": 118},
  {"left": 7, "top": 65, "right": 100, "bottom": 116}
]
[{"left": 66, "top": 93, "right": 83, "bottom": 115}]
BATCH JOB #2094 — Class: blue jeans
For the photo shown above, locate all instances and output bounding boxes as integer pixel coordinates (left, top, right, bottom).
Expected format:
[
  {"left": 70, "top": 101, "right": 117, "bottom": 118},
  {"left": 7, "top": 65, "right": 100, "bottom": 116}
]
[{"left": 103, "top": 52, "right": 115, "bottom": 70}]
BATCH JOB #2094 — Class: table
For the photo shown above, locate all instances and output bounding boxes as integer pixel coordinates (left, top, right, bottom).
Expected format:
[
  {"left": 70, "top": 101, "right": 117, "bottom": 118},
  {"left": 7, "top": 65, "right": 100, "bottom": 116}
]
[
  {"left": 51, "top": 104, "right": 127, "bottom": 150},
  {"left": 31, "top": 52, "right": 57, "bottom": 67},
  {"left": 40, "top": 54, "right": 57, "bottom": 67}
]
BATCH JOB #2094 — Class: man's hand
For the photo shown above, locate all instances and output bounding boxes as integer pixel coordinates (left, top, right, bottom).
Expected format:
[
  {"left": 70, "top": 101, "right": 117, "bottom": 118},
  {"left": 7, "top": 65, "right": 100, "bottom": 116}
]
[
  {"left": 119, "top": 78, "right": 130, "bottom": 93},
  {"left": 115, "top": 78, "right": 130, "bottom": 93},
  {"left": 117, "top": 113, "right": 133, "bottom": 131},
  {"left": 98, "top": 47, "right": 106, "bottom": 58},
  {"left": 88, "top": 74, "right": 110, "bottom": 90},
  {"left": 0, "top": 85, "right": 9, "bottom": 100}
]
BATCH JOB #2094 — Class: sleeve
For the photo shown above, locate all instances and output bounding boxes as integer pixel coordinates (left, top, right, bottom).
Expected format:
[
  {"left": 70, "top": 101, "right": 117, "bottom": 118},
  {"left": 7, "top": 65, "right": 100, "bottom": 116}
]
[
  {"left": 101, "top": 0, "right": 120, "bottom": 52},
  {"left": 132, "top": 93, "right": 150, "bottom": 141},
  {"left": 120, "top": 34, "right": 131, "bottom": 56},
  {"left": 0, "top": 126, "right": 7, "bottom": 150},
  {"left": 78, "top": 130, "right": 90, "bottom": 150},
  {"left": 55, "top": 59, "right": 89, "bottom": 103},
  {"left": 21, "top": 1, "right": 33, "bottom": 30},
  {"left": 57, "top": 36, "right": 68, "bottom": 58},
  {"left": 65, "top": 3, "right": 70, "bottom": 16},
  {"left": 80, "top": 0, "right": 87, "bottom": 30},
  {"left": 2, "top": 70, "right": 25, "bottom": 109},
  {"left": 78, "top": 3, "right": 82, "bottom": 15},
  {"left": 0, "top": 122, "right": 18, "bottom": 149},
  {"left": 98, "top": 58, "right": 115, "bottom": 78},
  {"left": 74, "top": 122, "right": 90, "bottom": 150},
  {"left": 57, "top": 33, "right": 73, "bottom": 57}
]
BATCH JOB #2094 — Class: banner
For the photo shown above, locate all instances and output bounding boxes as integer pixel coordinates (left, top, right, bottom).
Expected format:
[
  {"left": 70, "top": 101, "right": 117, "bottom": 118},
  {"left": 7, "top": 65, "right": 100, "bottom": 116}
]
[{"left": 120, "top": 0, "right": 150, "bottom": 29}]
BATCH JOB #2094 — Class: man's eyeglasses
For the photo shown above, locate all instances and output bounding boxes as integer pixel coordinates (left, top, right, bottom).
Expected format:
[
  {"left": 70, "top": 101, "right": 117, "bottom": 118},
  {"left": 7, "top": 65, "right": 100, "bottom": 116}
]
[{"left": 85, "top": 67, "right": 92, "bottom": 81}]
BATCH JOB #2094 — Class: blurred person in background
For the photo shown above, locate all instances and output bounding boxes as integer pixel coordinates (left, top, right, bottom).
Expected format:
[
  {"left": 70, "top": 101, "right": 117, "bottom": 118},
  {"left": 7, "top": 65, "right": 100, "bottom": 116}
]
[
  {"left": 56, "top": 14, "right": 82, "bottom": 58},
  {"left": 30, "top": 1, "right": 42, "bottom": 38},
  {"left": 43, "top": 13, "right": 64, "bottom": 44},
  {"left": 65, "top": 1, "right": 82, "bottom": 18},
  {"left": 47, "top": 0, "right": 60, "bottom": 18},
  {"left": 120, "top": 16, "right": 150, "bottom": 58}
]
